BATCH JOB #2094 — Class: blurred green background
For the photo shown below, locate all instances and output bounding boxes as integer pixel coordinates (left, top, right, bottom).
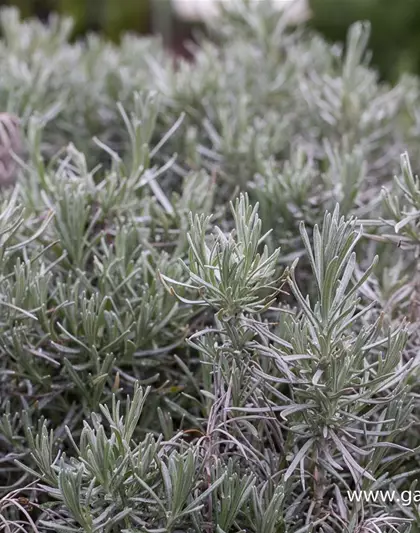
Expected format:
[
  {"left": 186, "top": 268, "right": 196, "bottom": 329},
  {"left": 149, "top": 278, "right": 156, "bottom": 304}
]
[
  {"left": 0, "top": 0, "right": 152, "bottom": 38},
  {"left": 309, "top": 0, "right": 420, "bottom": 82},
  {"left": 0, "top": 0, "right": 419, "bottom": 82}
]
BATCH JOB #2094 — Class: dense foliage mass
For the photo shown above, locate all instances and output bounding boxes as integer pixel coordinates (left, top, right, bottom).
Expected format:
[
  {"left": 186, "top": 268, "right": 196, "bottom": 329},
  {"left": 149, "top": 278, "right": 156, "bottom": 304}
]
[{"left": 2, "top": 2, "right": 420, "bottom": 531}]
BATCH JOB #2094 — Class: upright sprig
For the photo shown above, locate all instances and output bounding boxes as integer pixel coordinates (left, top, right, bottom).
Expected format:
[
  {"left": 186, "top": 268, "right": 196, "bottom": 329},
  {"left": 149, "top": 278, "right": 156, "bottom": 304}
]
[
  {"left": 160, "top": 195, "right": 289, "bottom": 484},
  {"left": 382, "top": 151, "right": 420, "bottom": 248},
  {"left": 280, "top": 207, "right": 416, "bottom": 503},
  {"left": 160, "top": 193, "right": 283, "bottom": 318}
]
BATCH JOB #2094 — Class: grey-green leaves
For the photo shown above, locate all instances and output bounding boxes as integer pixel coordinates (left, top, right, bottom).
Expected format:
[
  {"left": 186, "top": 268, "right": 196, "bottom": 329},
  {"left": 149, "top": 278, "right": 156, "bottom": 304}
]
[{"left": 161, "top": 193, "right": 283, "bottom": 318}]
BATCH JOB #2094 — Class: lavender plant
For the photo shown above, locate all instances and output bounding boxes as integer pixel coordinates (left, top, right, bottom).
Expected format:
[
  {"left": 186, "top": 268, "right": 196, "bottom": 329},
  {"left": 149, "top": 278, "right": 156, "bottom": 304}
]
[{"left": 1, "top": 1, "right": 420, "bottom": 532}]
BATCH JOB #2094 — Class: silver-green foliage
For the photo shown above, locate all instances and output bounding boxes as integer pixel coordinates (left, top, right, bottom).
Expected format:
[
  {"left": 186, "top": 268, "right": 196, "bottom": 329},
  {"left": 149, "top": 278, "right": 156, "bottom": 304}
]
[{"left": 2, "top": 2, "right": 420, "bottom": 532}]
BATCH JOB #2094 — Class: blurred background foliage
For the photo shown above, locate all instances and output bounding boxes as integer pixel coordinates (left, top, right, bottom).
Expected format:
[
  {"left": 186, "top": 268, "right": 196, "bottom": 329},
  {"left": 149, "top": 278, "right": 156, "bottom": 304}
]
[
  {"left": 0, "top": 0, "right": 152, "bottom": 37},
  {"left": 0, "top": 0, "right": 191, "bottom": 55},
  {"left": 309, "top": 0, "right": 420, "bottom": 82},
  {"left": 0, "top": 0, "right": 419, "bottom": 83}
]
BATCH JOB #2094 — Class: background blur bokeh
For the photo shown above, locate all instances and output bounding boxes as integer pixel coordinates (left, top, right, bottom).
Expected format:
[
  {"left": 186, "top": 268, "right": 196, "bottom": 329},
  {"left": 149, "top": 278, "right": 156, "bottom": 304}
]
[
  {"left": 310, "top": 0, "right": 420, "bottom": 82},
  {"left": 0, "top": 0, "right": 152, "bottom": 37},
  {"left": 0, "top": 0, "right": 419, "bottom": 82},
  {"left": 0, "top": 0, "right": 190, "bottom": 54}
]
